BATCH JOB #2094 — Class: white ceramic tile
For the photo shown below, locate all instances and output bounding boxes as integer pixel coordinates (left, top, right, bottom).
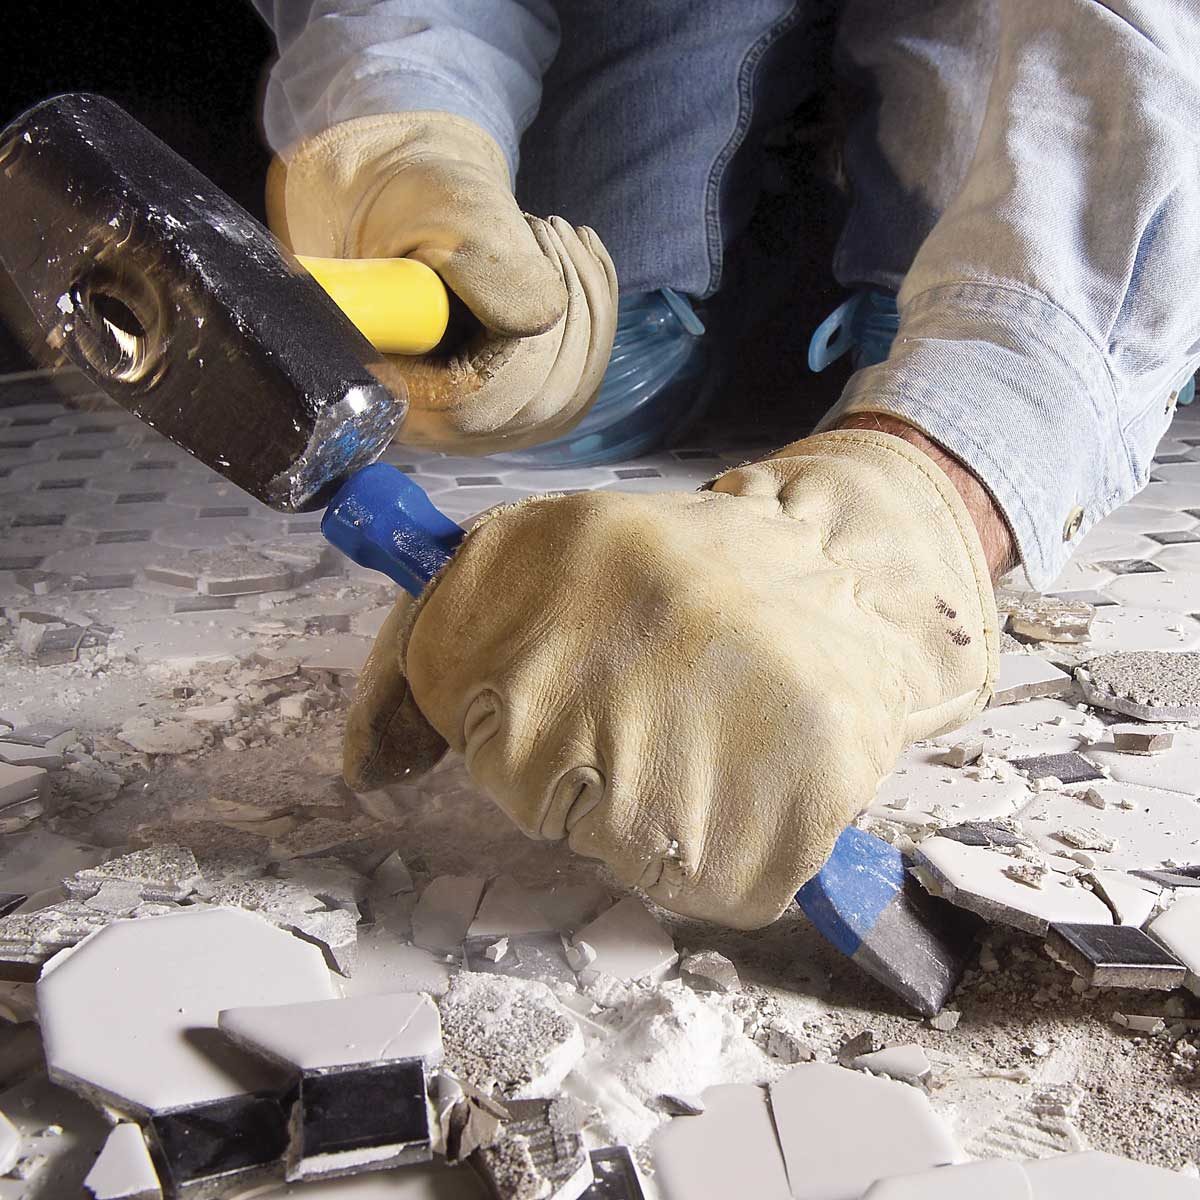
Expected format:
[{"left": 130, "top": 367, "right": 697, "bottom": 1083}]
[
  {"left": 1069, "top": 528, "right": 1162, "bottom": 564},
  {"left": 1147, "top": 893, "right": 1200, "bottom": 996},
  {"left": 0, "top": 763, "right": 44, "bottom": 810},
  {"left": 652, "top": 1084, "right": 793, "bottom": 1200},
  {"left": 467, "top": 876, "right": 555, "bottom": 937},
  {"left": 245, "top": 1164, "right": 489, "bottom": 1197},
  {"left": 914, "top": 837, "right": 1113, "bottom": 934},
  {"left": 1104, "top": 572, "right": 1200, "bottom": 613},
  {"left": 411, "top": 876, "right": 486, "bottom": 954},
  {"left": 862, "top": 1160, "right": 1033, "bottom": 1199},
  {"left": 0, "top": 1111, "right": 18, "bottom": 1178},
  {"left": 1047, "top": 559, "right": 1117, "bottom": 593},
  {"left": 1150, "top": 542, "right": 1200, "bottom": 575},
  {"left": 851, "top": 1044, "right": 932, "bottom": 1084},
  {"left": 1084, "top": 728, "right": 1200, "bottom": 793},
  {"left": 38, "top": 908, "right": 336, "bottom": 1115},
  {"left": 83, "top": 1122, "right": 161, "bottom": 1200},
  {"left": 869, "top": 746, "right": 1031, "bottom": 827},
  {"left": 1087, "top": 503, "right": 1197, "bottom": 534},
  {"left": 1078, "top": 605, "right": 1200, "bottom": 652},
  {"left": 1016, "top": 779, "right": 1200, "bottom": 871},
  {"left": 768, "top": 1063, "right": 961, "bottom": 1200},
  {"left": 574, "top": 897, "right": 678, "bottom": 984},
  {"left": 934, "top": 698, "right": 1098, "bottom": 758},
  {"left": 990, "top": 656, "right": 1073, "bottom": 706},
  {"left": 219, "top": 992, "right": 443, "bottom": 1072},
  {"left": 1130, "top": 481, "right": 1200, "bottom": 512},
  {"left": 1023, "top": 1150, "right": 1200, "bottom": 1198},
  {"left": 342, "top": 939, "right": 453, "bottom": 1000}
]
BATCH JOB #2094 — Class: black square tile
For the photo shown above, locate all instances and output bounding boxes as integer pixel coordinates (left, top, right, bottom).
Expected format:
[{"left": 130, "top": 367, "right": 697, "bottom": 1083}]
[
  {"left": 1152, "top": 453, "right": 1193, "bottom": 464},
  {"left": 938, "top": 821, "right": 1025, "bottom": 849},
  {"left": 198, "top": 506, "right": 250, "bottom": 518},
  {"left": 290, "top": 1059, "right": 430, "bottom": 1181},
  {"left": 1046, "top": 922, "right": 1187, "bottom": 989},
  {"left": 454, "top": 476, "right": 503, "bottom": 487},
  {"left": 1008, "top": 751, "right": 1104, "bottom": 784},
  {"left": 96, "top": 530, "right": 152, "bottom": 544},
  {"left": 585, "top": 1147, "right": 646, "bottom": 1199},
  {"left": 1146, "top": 529, "right": 1200, "bottom": 545},
  {"left": 11, "top": 513, "right": 65, "bottom": 528},
  {"left": 148, "top": 1092, "right": 290, "bottom": 1198},
  {"left": 57, "top": 449, "right": 105, "bottom": 461},
  {"left": 0, "top": 556, "right": 43, "bottom": 571},
  {"left": 116, "top": 491, "right": 167, "bottom": 504},
  {"left": 0, "top": 894, "right": 26, "bottom": 919},
  {"left": 1096, "top": 559, "right": 1163, "bottom": 575},
  {"left": 37, "top": 478, "right": 85, "bottom": 490},
  {"left": 614, "top": 468, "right": 663, "bottom": 480}
]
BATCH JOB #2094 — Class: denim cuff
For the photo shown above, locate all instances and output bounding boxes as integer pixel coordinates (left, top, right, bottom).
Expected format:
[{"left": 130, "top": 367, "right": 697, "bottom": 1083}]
[{"left": 816, "top": 282, "right": 1160, "bottom": 590}]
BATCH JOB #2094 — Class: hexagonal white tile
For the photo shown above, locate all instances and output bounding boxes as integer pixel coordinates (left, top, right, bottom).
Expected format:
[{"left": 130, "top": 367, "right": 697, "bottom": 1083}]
[{"left": 38, "top": 908, "right": 336, "bottom": 1116}]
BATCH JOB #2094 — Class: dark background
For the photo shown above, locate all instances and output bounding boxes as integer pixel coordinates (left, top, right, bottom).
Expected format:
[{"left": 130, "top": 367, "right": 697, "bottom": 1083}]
[{"left": 0, "top": 0, "right": 274, "bottom": 372}]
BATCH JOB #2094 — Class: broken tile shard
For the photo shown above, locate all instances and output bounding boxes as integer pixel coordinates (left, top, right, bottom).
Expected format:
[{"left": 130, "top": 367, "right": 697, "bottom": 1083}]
[
  {"left": 862, "top": 1159, "right": 1032, "bottom": 1199},
  {"left": 574, "top": 898, "right": 678, "bottom": 984},
  {"left": 914, "top": 837, "right": 1113, "bottom": 935},
  {"left": 585, "top": 1146, "right": 646, "bottom": 1199},
  {"left": 1147, "top": 893, "right": 1200, "bottom": 997},
  {"left": 1076, "top": 651, "right": 1200, "bottom": 721},
  {"left": 438, "top": 973, "right": 584, "bottom": 1100},
  {"left": 411, "top": 876, "right": 486, "bottom": 954},
  {"left": 63, "top": 845, "right": 201, "bottom": 903},
  {"left": 39, "top": 908, "right": 335, "bottom": 1116},
  {"left": 1023, "top": 1150, "right": 1200, "bottom": 1198},
  {"left": 1008, "top": 752, "right": 1104, "bottom": 785},
  {"left": 472, "top": 1096, "right": 593, "bottom": 1200},
  {"left": 679, "top": 950, "right": 741, "bottom": 993},
  {"left": 768, "top": 1063, "right": 961, "bottom": 1200},
  {"left": 1044, "top": 922, "right": 1187, "bottom": 989},
  {"left": 851, "top": 1044, "right": 933, "bottom": 1086},
  {"left": 990, "top": 655, "right": 1073, "bottom": 707},
  {"left": 468, "top": 876, "right": 556, "bottom": 938},
  {"left": 84, "top": 1122, "right": 162, "bottom": 1200},
  {"left": 0, "top": 1109, "right": 20, "bottom": 1177},
  {"left": 1110, "top": 724, "right": 1175, "bottom": 755},
  {"left": 652, "top": 1084, "right": 792, "bottom": 1200},
  {"left": 219, "top": 992, "right": 443, "bottom": 1073}
]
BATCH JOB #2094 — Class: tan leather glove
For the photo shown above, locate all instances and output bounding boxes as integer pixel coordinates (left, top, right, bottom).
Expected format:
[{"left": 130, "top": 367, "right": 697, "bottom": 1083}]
[
  {"left": 344, "top": 431, "right": 998, "bottom": 928},
  {"left": 267, "top": 112, "right": 618, "bottom": 454}
]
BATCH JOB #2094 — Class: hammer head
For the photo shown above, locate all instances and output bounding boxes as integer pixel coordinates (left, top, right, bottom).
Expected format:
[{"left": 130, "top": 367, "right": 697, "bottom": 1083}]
[{"left": 0, "top": 93, "right": 404, "bottom": 511}]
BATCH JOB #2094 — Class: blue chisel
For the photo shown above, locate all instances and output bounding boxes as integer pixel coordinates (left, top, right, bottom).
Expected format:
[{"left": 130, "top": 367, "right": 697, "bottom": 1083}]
[{"left": 0, "top": 93, "right": 978, "bottom": 1016}]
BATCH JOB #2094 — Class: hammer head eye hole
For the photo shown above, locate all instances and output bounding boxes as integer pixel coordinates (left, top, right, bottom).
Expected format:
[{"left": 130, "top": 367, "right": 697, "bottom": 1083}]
[{"left": 67, "top": 272, "right": 162, "bottom": 386}]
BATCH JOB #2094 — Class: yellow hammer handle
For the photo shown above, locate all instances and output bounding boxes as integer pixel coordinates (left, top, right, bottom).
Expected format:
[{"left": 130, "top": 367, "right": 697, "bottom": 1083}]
[{"left": 296, "top": 255, "right": 450, "bottom": 356}]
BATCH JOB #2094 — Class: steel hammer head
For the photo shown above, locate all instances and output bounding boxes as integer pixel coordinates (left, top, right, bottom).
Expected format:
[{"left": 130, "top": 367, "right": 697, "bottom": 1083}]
[{"left": 0, "top": 93, "right": 405, "bottom": 511}]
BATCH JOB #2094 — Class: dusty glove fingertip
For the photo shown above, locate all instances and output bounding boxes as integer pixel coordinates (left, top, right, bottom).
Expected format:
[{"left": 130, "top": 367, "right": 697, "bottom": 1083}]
[{"left": 343, "top": 680, "right": 449, "bottom": 792}]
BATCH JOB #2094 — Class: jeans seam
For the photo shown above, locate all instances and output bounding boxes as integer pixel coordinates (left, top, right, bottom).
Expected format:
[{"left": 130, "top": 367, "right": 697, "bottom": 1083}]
[{"left": 702, "top": 2, "right": 806, "bottom": 297}]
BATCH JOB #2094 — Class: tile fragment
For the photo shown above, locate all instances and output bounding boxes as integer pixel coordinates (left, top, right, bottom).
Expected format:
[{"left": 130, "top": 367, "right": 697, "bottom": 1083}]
[
  {"left": 1023, "top": 1150, "right": 1200, "bottom": 1197},
  {"left": 652, "top": 1084, "right": 792, "bottom": 1200},
  {"left": 0, "top": 761, "right": 45, "bottom": 810},
  {"left": 0, "top": 1108, "right": 20, "bottom": 1176},
  {"left": 468, "top": 876, "right": 556, "bottom": 937},
  {"left": 1044, "top": 922, "right": 1187, "bottom": 989},
  {"left": 768, "top": 1063, "right": 961, "bottom": 1200},
  {"left": 63, "top": 845, "right": 201, "bottom": 903},
  {"left": 584, "top": 1146, "right": 646, "bottom": 1199},
  {"left": 862, "top": 1159, "right": 1033, "bottom": 1199},
  {"left": 914, "top": 837, "right": 1113, "bottom": 935},
  {"left": 990, "top": 655, "right": 1073, "bottom": 706},
  {"left": 938, "top": 741, "right": 984, "bottom": 768},
  {"left": 1008, "top": 752, "right": 1104, "bottom": 785},
  {"left": 38, "top": 908, "right": 335, "bottom": 1115},
  {"left": 851, "top": 1044, "right": 933, "bottom": 1086},
  {"left": 998, "top": 588, "right": 1095, "bottom": 643},
  {"left": 1076, "top": 651, "right": 1200, "bottom": 721},
  {"left": 679, "top": 950, "right": 741, "bottom": 993},
  {"left": 147, "top": 1091, "right": 289, "bottom": 1198},
  {"left": 285, "top": 1057, "right": 432, "bottom": 1182},
  {"left": 574, "top": 898, "right": 678, "bottom": 984},
  {"left": 471, "top": 1097, "right": 592, "bottom": 1200},
  {"left": 1110, "top": 724, "right": 1175, "bottom": 754},
  {"left": 411, "top": 876, "right": 486, "bottom": 954},
  {"left": 1147, "top": 893, "right": 1200, "bottom": 996},
  {"left": 117, "top": 718, "right": 208, "bottom": 756},
  {"left": 463, "top": 932, "right": 576, "bottom": 987},
  {"left": 371, "top": 851, "right": 414, "bottom": 895},
  {"left": 84, "top": 1122, "right": 162, "bottom": 1200},
  {"left": 437, "top": 973, "right": 584, "bottom": 1100},
  {"left": 220, "top": 992, "right": 443, "bottom": 1072}
]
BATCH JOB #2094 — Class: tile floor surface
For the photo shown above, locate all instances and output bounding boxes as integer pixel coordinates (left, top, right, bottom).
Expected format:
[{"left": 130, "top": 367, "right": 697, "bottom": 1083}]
[{"left": 0, "top": 369, "right": 1199, "bottom": 1197}]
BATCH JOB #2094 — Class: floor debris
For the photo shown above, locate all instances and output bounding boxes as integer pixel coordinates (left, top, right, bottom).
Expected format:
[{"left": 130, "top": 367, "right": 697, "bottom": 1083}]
[
  {"left": 572, "top": 898, "right": 678, "bottom": 985},
  {"left": 471, "top": 1097, "right": 592, "bottom": 1200},
  {"left": 83, "top": 1122, "right": 161, "bottom": 1200},
  {"left": 1076, "top": 650, "right": 1200, "bottom": 721},
  {"left": 1043, "top": 922, "right": 1188, "bottom": 989},
  {"left": 990, "top": 654, "right": 1074, "bottom": 706}
]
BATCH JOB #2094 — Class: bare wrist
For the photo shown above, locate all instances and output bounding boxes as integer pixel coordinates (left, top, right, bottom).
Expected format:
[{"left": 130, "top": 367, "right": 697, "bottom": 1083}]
[{"left": 833, "top": 413, "right": 1017, "bottom": 582}]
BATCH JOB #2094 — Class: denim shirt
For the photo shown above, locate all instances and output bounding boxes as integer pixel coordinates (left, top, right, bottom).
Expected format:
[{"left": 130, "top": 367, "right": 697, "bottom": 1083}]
[{"left": 253, "top": 1, "right": 1200, "bottom": 589}]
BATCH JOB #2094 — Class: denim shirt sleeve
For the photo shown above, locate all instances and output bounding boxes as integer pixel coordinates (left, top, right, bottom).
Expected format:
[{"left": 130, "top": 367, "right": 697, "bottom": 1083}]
[
  {"left": 252, "top": 1, "right": 560, "bottom": 176},
  {"left": 820, "top": 1, "right": 1200, "bottom": 589}
]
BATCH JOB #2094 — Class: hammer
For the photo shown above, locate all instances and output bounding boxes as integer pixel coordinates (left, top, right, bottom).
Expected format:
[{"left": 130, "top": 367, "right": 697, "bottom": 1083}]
[{"left": 0, "top": 93, "right": 979, "bottom": 1015}]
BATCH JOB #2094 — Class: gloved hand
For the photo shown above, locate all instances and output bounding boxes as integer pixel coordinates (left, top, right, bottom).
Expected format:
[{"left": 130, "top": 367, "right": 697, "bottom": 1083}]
[
  {"left": 344, "top": 431, "right": 999, "bottom": 928},
  {"left": 267, "top": 112, "right": 618, "bottom": 454}
]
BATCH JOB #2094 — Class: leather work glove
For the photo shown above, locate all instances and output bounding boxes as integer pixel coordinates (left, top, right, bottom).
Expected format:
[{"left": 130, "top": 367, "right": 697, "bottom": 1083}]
[
  {"left": 344, "top": 431, "right": 999, "bottom": 928},
  {"left": 267, "top": 112, "right": 618, "bottom": 454}
]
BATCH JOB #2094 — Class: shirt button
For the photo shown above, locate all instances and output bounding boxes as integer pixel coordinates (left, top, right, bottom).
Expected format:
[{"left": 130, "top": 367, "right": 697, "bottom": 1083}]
[{"left": 1063, "top": 506, "right": 1084, "bottom": 541}]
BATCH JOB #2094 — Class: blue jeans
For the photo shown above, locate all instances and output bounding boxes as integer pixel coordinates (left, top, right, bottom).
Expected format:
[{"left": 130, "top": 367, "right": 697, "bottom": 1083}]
[{"left": 515, "top": 1, "right": 995, "bottom": 301}]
